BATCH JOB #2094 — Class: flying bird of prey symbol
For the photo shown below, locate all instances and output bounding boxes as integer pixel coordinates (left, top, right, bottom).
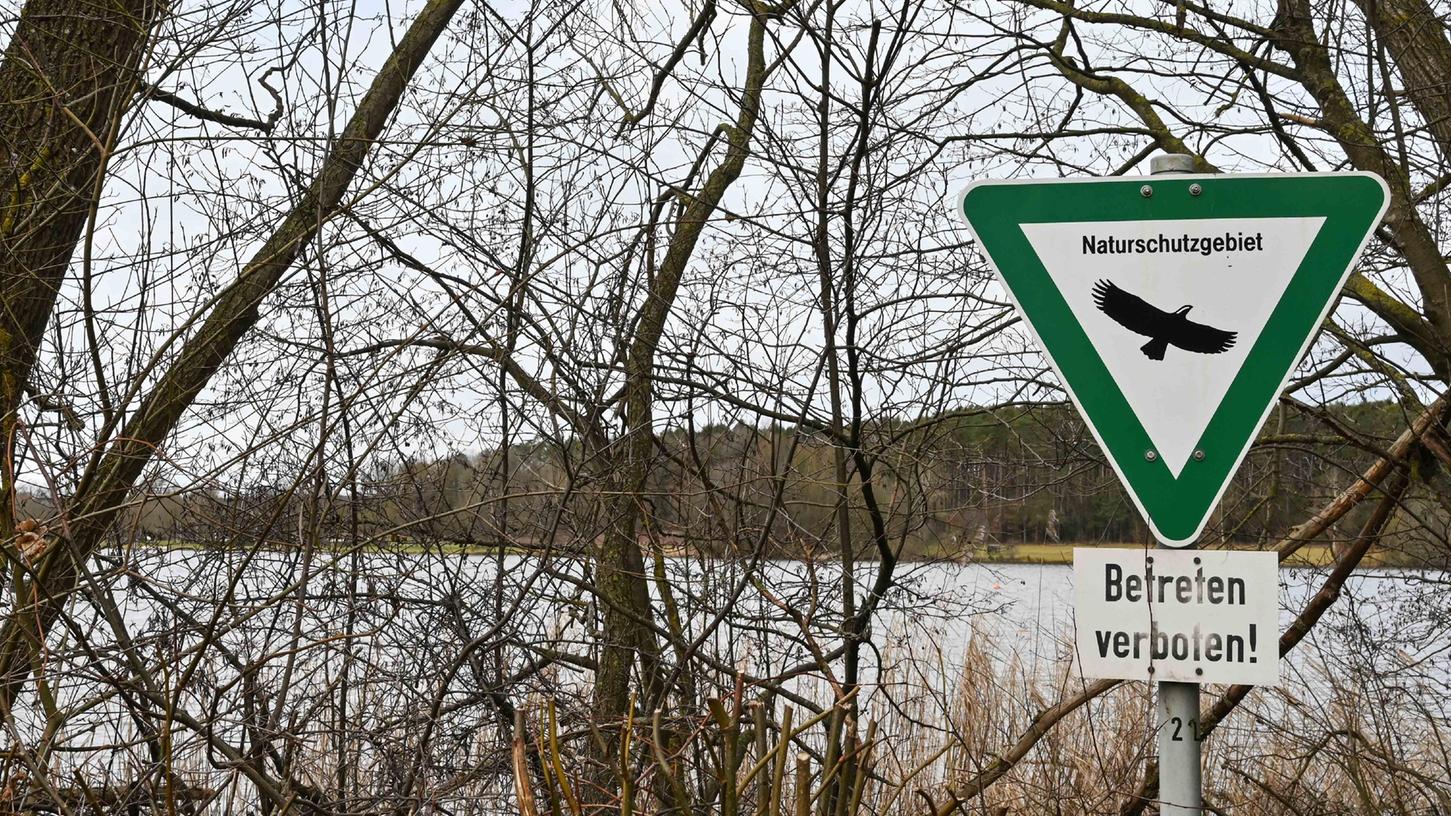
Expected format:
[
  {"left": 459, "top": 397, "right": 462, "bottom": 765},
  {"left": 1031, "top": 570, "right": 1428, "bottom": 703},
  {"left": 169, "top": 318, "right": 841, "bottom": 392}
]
[{"left": 1091, "top": 280, "right": 1237, "bottom": 361}]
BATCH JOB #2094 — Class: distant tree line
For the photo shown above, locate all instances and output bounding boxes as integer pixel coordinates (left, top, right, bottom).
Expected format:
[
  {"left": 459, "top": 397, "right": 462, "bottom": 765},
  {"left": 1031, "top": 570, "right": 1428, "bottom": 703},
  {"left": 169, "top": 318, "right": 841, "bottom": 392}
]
[{"left": 92, "top": 399, "right": 1448, "bottom": 566}]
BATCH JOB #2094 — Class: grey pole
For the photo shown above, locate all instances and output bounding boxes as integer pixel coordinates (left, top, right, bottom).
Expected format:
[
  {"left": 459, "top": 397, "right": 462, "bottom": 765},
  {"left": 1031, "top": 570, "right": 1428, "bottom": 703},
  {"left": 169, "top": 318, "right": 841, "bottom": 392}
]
[
  {"left": 1156, "top": 681, "right": 1202, "bottom": 815},
  {"left": 1150, "top": 153, "right": 1197, "bottom": 175},
  {"left": 1149, "top": 151, "right": 1204, "bottom": 816}
]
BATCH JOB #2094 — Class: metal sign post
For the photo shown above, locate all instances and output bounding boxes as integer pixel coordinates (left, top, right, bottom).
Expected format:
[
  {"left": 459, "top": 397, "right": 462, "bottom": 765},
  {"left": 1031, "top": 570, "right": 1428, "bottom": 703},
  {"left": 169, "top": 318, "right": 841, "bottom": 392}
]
[
  {"left": 1150, "top": 153, "right": 1204, "bottom": 816},
  {"left": 957, "top": 156, "right": 1389, "bottom": 816},
  {"left": 1158, "top": 680, "right": 1202, "bottom": 814}
]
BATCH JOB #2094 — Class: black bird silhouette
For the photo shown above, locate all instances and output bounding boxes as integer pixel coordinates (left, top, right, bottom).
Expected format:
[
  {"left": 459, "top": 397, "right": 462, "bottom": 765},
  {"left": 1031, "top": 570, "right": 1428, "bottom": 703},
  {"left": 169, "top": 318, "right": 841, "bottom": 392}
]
[{"left": 1091, "top": 280, "right": 1236, "bottom": 361}]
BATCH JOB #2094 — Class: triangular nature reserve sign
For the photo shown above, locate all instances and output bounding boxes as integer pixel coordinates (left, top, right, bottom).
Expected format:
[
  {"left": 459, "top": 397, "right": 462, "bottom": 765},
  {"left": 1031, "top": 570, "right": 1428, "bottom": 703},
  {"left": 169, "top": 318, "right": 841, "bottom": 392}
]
[{"left": 957, "top": 173, "right": 1389, "bottom": 546}]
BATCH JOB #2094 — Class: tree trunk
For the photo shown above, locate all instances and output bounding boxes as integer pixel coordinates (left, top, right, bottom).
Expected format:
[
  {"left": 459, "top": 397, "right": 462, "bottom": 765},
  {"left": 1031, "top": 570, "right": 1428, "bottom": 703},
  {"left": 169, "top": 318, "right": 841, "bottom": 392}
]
[
  {"left": 0, "top": 0, "right": 467, "bottom": 707},
  {"left": 0, "top": 0, "right": 162, "bottom": 537},
  {"left": 1354, "top": 0, "right": 1451, "bottom": 160},
  {"left": 1273, "top": 0, "right": 1451, "bottom": 364}
]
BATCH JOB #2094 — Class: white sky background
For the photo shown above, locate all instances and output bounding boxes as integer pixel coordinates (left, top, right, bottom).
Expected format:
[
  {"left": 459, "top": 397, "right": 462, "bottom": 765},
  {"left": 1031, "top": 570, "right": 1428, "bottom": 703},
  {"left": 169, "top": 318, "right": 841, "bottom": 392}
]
[{"left": 5, "top": 0, "right": 1443, "bottom": 495}]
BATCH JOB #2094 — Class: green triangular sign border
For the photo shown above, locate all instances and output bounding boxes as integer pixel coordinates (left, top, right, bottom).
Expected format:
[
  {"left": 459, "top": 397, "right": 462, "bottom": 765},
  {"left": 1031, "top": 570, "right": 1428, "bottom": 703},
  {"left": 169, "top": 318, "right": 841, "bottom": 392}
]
[{"left": 957, "top": 173, "right": 1389, "bottom": 546}]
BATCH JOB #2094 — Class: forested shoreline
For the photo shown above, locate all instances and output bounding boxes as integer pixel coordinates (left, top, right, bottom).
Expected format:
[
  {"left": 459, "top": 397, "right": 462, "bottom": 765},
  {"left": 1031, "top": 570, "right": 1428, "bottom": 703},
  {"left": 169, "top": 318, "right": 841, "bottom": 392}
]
[{"left": 44, "top": 398, "right": 1443, "bottom": 567}]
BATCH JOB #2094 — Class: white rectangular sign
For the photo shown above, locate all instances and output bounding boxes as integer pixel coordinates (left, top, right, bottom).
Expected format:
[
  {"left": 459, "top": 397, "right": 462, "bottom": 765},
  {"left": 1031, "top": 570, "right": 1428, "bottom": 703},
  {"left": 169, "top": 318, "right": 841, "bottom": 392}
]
[{"left": 1074, "top": 548, "right": 1278, "bottom": 685}]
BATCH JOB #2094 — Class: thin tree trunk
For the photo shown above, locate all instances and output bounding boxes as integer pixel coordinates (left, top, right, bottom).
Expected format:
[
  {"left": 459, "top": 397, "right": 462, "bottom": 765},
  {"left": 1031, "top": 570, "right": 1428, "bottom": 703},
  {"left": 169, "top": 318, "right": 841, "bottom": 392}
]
[{"left": 589, "top": 5, "right": 773, "bottom": 804}]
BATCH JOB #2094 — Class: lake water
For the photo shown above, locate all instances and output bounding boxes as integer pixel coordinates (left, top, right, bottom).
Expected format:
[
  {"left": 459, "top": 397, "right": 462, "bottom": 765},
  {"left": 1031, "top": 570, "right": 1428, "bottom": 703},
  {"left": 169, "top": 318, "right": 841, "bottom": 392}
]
[
  {"left": 88, "top": 547, "right": 1451, "bottom": 700},
  {"left": 27, "top": 547, "right": 1451, "bottom": 807}
]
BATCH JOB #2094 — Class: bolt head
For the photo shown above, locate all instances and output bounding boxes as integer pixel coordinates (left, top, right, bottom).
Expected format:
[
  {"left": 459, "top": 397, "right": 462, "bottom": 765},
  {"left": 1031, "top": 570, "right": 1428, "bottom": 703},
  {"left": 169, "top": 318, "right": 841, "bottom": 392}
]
[
  {"left": 1189, "top": 183, "right": 1203, "bottom": 196},
  {"left": 1193, "top": 449, "right": 1206, "bottom": 461},
  {"left": 1145, "top": 450, "right": 1158, "bottom": 462},
  {"left": 1140, "top": 185, "right": 1154, "bottom": 198}
]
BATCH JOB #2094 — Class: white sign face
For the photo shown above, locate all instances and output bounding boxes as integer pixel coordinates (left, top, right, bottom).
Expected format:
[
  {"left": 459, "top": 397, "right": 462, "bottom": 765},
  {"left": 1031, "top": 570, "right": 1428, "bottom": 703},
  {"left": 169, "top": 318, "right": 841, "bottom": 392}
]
[
  {"left": 1020, "top": 217, "right": 1323, "bottom": 477},
  {"left": 1074, "top": 548, "right": 1279, "bottom": 685}
]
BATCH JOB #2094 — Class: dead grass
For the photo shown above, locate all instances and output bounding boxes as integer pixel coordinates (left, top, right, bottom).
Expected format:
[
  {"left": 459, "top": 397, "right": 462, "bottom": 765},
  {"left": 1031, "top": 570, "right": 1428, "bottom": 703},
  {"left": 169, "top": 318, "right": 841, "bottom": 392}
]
[{"left": 854, "top": 621, "right": 1450, "bottom": 814}]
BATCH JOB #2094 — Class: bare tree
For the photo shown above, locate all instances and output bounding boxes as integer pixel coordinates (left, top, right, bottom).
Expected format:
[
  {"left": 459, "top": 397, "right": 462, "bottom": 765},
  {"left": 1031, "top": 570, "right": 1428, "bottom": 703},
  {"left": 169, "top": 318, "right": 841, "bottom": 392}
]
[{"left": 2, "top": 0, "right": 1450, "bottom": 813}]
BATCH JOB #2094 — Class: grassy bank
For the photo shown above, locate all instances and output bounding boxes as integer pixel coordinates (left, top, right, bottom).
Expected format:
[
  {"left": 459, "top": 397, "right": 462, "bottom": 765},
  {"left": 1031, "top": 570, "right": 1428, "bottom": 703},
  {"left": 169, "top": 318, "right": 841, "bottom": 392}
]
[{"left": 965, "top": 541, "right": 1404, "bottom": 567}]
